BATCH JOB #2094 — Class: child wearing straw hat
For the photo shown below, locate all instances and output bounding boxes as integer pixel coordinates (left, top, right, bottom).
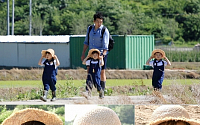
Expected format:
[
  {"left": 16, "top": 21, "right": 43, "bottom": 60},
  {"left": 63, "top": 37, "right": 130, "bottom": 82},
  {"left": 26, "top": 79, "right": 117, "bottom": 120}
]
[
  {"left": 38, "top": 48, "right": 60, "bottom": 102},
  {"left": 82, "top": 49, "right": 104, "bottom": 99},
  {"left": 146, "top": 49, "right": 171, "bottom": 91},
  {"left": 148, "top": 105, "right": 200, "bottom": 125}
]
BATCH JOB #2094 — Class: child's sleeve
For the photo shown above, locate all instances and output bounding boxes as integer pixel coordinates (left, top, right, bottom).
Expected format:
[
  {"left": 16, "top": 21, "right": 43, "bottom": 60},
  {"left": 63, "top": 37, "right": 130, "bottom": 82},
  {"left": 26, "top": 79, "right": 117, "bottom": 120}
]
[
  {"left": 164, "top": 61, "right": 168, "bottom": 66},
  {"left": 54, "top": 60, "right": 57, "bottom": 69},
  {"left": 149, "top": 60, "right": 154, "bottom": 67},
  {"left": 86, "top": 59, "right": 90, "bottom": 67}
]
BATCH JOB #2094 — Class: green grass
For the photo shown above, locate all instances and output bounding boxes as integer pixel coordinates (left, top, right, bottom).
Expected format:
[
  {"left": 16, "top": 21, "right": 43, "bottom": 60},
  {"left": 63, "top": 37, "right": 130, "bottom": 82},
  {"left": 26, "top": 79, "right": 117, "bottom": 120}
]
[{"left": 0, "top": 79, "right": 199, "bottom": 88}]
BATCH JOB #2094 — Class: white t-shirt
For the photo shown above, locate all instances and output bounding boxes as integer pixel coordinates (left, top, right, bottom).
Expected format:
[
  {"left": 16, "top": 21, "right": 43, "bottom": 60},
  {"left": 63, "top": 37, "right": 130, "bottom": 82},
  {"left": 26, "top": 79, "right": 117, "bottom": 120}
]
[
  {"left": 86, "top": 59, "right": 101, "bottom": 67},
  {"left": 41, "top": 59, "right": 57, "bottom": 69},
  {"left": 149, "top": 60, "right": 167, "bottom": 68}
]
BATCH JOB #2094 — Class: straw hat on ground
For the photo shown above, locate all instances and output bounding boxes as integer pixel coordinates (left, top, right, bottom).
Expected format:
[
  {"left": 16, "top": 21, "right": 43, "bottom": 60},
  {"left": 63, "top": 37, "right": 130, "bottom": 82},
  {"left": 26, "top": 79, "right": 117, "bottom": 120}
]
[
  {"left": 2, "top": 108, "right": 63, "bottom": 125},
  {"left": 73, "top": 106, "right": 121, "bottom": 125},
  {"left": 87, "top": 49, "right": 101, "bottom": 58},
  {"left": 152, "top": 49, "right": 165, "bottom": 57},
  {"left": 148, "top": 105, "right": 200, "bottom": 125},
  {"left": 41, "top": 48, "right": 55, "bottom": 58}
]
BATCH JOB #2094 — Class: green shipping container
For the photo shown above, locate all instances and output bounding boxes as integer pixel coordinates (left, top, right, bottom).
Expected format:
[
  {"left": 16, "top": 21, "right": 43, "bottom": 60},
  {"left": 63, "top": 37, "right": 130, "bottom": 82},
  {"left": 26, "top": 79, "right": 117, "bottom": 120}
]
[{"left": 70, "top": 35, "right": 154, "bottom": 69}]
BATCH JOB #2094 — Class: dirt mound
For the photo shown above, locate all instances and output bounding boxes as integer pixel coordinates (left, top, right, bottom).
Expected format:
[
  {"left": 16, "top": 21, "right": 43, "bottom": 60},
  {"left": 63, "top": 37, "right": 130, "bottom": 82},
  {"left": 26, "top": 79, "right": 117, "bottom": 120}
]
[{"left": 0, "top": 68, "right": 200, "bottom": 80}]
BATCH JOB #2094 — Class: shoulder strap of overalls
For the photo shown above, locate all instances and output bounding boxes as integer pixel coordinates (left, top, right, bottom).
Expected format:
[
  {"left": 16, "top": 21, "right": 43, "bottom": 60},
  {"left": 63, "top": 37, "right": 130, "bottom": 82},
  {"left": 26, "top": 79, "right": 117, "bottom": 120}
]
[
  {"left": 153, "top": 59, "right": 157, "bottom": 66},
  {"left": 98, "top": 59, "right": 100, "bottom": 67},
  {"left": 161, "top": 60, "right": 164, "bottom": 66},
  {"left": 43, "top": 59, "right": 49, "bottom": 65},
  {"left": 90, "top": 58, "right": 93, "bottom": 65},
  {"left": 52, "top": 59, "right": 55, "bottom": 65}
]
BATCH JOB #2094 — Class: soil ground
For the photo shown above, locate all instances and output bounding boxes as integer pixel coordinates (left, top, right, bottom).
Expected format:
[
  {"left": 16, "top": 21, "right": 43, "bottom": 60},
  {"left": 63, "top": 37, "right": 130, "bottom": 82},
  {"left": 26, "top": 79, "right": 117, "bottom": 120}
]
[
  {"left": 0, "top": 95, "right": 179, "bottom": 105},
  {"left": 0, "top": 90, "right": 198, "bottom": 105},
  {"left": 0, "top": 67, "right": 200, "bottom": 81}
]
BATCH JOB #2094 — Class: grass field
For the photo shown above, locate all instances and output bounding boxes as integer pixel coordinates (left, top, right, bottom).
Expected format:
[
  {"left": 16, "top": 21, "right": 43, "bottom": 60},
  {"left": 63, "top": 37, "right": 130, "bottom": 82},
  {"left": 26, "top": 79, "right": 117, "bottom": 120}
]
[{"left": 0, "top": 79, "right": 199, "bottom": 88}]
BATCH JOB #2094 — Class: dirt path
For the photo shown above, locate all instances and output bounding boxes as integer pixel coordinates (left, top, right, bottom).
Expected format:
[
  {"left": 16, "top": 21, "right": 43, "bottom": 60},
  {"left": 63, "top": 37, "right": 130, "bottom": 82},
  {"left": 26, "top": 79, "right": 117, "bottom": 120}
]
[
  {"left": 0, "top": 93, "right": 185, "bottom": 105},
  {"left": 135, "top": 105, "right": 200, "bottom": 125}
]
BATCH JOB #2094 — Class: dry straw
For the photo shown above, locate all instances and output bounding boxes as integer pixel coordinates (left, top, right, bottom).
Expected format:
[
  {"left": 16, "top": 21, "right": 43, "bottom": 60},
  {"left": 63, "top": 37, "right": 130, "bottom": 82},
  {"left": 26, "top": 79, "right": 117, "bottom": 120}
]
[
  {"left": 41, "top": 48, "right": 55, "bottom": 58},
  {"left": 1, "top": 108, "right": 63, "bottom": 125},
  {"left": 152, "top": 49, "right": 165, "bottom": 57},
  {"left": 73, "top": 106, "right": 121, "bottom": 125},
  {"left": 148, "top": 105, "right": 200, "bottom": 125},
  {"left": 87, "top": 49, "right": 101, "bottom": 58}
]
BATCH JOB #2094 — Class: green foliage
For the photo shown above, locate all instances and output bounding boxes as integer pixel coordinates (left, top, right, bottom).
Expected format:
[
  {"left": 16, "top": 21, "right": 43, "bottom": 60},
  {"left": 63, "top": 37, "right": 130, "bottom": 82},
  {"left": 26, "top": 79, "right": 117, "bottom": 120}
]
[
  {"left": 107, "top": 105, "right": 134, "bottom": 125},
  {"left": 0, "top": 105, "right": 13, "bottom": 124},
  {"left": 162, "top": 36, "right": 172, "bottom": 45},
  {"left": 0, "top": 105, "right": 65, "bottom": 124},
  {"left": 1, "top": 79, "right": 200, "bottom": 101},
  {"left": 15, "top": 88, "right": 43, "bottom": 100},
  {"left": 166, "top": 50, "right": 200, "bottom": 62},
  {"left": 104, "top": 88, "right": 113, "bottom": 96},
  {"left": 119, "top": 105, "right": 135, "bottom": 124},
  {"left": 0, "top": 0, "right": 199, "bottom": 43},
  {"left": 57, "top": 75, "right": 80, "bottom": 98}
]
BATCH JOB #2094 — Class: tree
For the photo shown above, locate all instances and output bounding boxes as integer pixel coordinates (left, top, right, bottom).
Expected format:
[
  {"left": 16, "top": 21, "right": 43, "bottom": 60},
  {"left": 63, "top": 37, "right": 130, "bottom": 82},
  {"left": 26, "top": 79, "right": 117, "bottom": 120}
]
[
  {"left": 0, "top": 2, "right": 7, "bottom": 35},
  {"left": 119, "top": 105, "right": 135, "bottom": 124}
]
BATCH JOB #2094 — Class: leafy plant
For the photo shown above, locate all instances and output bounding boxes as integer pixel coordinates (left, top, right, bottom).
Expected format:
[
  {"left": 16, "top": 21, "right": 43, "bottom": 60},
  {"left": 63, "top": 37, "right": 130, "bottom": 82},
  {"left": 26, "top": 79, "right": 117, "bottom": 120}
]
[{"left": 104, "top": 88, "right": 113, "bottom": 96}]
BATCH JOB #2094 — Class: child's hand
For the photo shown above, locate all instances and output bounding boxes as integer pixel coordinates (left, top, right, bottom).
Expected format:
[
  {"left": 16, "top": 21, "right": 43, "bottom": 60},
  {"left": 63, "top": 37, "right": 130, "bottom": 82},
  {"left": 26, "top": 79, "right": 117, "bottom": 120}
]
[
  {"left": 54, "top": 55, "right": 58, "bottom": 59},
  {"left": 150, "top": 55, "right": 154, "bottom": 59},
  {"left": 99, "top": 55, "right": 103, "bottom": 59},
  {"left": 163, "top": 56, "right": 167, "bottom": 60}
]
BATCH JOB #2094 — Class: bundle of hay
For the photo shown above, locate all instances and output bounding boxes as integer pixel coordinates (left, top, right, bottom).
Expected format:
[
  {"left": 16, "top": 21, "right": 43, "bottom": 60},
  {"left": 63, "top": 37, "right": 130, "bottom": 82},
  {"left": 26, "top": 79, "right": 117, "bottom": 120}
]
[
  {"left": 73, "top": 106, "right": 121, "bottom": 125},
  {"left": 1, "top": 108, "right": 63, "bottom": 125}
]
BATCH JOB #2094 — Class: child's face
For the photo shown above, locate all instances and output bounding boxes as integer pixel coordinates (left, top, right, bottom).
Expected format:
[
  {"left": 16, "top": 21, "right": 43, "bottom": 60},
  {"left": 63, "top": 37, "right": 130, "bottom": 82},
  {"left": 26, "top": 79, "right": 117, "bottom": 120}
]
[
  {"left": 46, "top": 52, "right": 53, "bottom": 60},
  {"left": 154, "top": 52, "right": 163, "bottom": 60},
  {"left": 92, "top": 53, "right": 99, "bottom": 59}
]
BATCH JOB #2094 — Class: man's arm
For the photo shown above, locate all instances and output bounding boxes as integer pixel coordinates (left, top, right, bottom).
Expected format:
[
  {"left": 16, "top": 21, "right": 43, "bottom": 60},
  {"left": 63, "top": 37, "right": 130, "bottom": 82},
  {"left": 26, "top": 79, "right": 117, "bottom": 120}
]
[
  {"left": 102, "top": 28, "right": 109, "bottom": 55},
  {"left": 99, "top": 56, "right": 104, "bottom": 66},
  {"left": 81, "top": 44, "right": 88, "bottom": 61}
]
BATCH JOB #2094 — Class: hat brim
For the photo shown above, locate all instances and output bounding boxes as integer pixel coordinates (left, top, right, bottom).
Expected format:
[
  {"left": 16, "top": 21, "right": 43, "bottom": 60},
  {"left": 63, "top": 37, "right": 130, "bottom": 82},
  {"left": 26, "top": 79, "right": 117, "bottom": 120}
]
[
  {"left": 2, "top": 108, "right": 63, "bottom": 125},
  {"left": 152, "top": 49, "right": 165, "bottom": 57},
  {"left": 41, "top": 50, "right": 55, "bottom": 58},
  {"left": 149, "top": 117, "right": 200, "bottom": 125},
  {"left": 87, "top": 49, "right": 101, "bottom": 58}
]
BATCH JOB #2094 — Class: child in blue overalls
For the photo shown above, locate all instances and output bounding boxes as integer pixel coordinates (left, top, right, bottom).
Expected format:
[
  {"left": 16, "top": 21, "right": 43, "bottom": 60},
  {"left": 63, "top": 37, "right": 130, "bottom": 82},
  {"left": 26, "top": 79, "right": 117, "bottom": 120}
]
[
  {"left": 82, "top": 49, "right": 104, "bottom": 99},
  {"left": 38, "top": 48, "right": 60, "bottom": 102},
  {"left": 146, "top": 49, "right": 171, "bottom": 91}
]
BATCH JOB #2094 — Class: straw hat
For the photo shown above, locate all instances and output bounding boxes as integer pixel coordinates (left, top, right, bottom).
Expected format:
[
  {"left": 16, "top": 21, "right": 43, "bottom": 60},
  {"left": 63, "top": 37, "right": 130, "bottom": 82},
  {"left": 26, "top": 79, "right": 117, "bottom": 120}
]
[
  {"left": 1, "top": 108, "right": 63, "bottom": 125},
  {"left": 152, "top": 49, "right": 165, "bottom": 57},
  {"left": 148, "top": 105, "right": 200, "bottom": 125},
  {"left": 87, "top": 49, "right": 101, "bottom": 58},
  {"left": 41, "top": 48, "right": 55, "bottom": 58},
  {"left": 73, "top": 106, "right": 121, "bottom": 125}
]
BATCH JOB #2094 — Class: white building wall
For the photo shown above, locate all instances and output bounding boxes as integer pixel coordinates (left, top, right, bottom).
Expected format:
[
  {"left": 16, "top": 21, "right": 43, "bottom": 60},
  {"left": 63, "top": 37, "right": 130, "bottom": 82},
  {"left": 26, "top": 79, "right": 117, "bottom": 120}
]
[{"left": 0, "top": 36, "right": 70, "bottom": 68}]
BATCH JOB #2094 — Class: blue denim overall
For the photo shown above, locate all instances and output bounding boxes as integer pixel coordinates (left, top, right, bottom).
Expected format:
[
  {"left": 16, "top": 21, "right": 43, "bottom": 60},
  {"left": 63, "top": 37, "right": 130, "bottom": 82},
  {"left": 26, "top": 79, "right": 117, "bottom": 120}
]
[
  {"left": 42, "top": 59, "right": 57, "bottom": 91},
  {"left": 86, "top": 59, "right": 102, "bottom": 91},
  {"left": 152, "top": 59, "right": 164, "bottom": 89}
]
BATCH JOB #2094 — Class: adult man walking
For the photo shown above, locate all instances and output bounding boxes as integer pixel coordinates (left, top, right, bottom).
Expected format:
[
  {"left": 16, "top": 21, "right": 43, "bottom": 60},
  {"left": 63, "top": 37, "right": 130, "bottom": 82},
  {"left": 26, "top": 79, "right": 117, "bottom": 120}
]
[{"left": 81, "top": 12, "right": 109, "bottom": 98}]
